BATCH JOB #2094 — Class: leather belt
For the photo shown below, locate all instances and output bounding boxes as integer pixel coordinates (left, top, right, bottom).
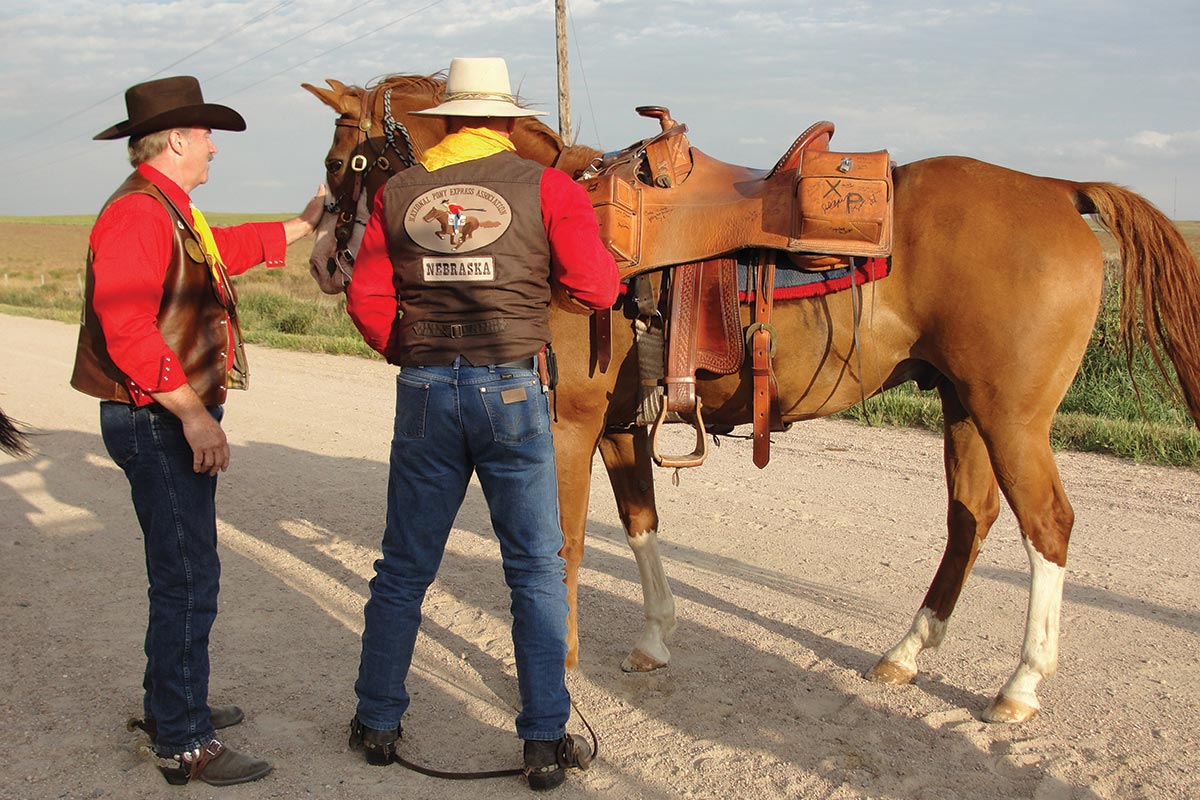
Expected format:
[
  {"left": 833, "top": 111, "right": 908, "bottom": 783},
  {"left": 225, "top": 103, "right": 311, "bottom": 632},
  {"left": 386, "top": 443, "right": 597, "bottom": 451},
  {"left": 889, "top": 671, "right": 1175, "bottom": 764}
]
[
  {"left": 413, "top": 319, "right": 507, "bottom": 338},
  {"left": 493, "top": 355, "right": 538, "bottom": 370}
]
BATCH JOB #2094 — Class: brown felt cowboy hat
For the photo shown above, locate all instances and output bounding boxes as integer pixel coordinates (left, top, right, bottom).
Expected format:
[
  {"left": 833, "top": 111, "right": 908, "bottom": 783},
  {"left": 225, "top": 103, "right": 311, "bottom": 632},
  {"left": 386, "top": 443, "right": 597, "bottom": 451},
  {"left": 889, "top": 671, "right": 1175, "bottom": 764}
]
[{"left": 93, "top": 76, "right": 246, "bottom": 140}]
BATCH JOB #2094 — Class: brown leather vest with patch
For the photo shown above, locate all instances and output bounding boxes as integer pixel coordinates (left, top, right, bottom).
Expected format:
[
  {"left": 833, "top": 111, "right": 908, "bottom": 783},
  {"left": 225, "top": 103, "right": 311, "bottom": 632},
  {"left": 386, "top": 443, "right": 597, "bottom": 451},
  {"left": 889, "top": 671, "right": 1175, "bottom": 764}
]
[
  {"left": 70, "top": 171, "right": 247, "bottom": 406},
  {"left": 382, "top": 150, "right": 552, "bottom": 366}
]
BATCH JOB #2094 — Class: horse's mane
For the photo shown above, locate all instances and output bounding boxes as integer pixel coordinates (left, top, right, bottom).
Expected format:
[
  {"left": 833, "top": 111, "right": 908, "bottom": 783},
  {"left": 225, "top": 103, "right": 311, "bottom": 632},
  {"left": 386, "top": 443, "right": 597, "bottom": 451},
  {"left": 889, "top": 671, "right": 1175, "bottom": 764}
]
[
  {"left": 363, "top": 72, "right": 552, "bottom": 126},
  {"left": 344, "top": 71, "right": 591, "bottom": 172},
  {"left": 366, "top": 72, "right": 447, "bottom": 99}
]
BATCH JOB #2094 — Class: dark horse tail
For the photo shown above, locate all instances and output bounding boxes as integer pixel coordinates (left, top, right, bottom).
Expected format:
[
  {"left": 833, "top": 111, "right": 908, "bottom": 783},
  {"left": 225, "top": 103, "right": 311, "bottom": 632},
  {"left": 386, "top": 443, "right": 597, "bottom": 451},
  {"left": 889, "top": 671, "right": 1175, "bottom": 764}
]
[
  {"left": 1, "top": 406, "right": 30, "bottom": 457},
  {"left": 1075, "top": 183, "right": 1200, "bottom": 429}
]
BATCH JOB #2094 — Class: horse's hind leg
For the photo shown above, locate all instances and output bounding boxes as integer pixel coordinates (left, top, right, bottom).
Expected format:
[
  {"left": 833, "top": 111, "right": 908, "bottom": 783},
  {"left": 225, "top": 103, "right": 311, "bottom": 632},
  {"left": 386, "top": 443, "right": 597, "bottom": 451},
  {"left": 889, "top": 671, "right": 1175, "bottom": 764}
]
[
  {"left": 975, "top": 421, "right": 1073, "bottom": 723},
  {"left": 869, "top": 383, "right": 1001, "bottom": 684},
  {"left": 598, "top": 427, "right": 677, "bottom": 672}
]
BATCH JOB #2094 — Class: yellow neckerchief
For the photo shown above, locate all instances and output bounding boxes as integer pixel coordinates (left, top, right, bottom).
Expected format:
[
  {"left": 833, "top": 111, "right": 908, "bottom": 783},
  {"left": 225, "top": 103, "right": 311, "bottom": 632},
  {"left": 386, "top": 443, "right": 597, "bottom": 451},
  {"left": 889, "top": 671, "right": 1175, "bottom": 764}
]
[
  {"left": 189, "top": 204, "right": 237, "bottom": 308},
  {"left": 420, "top": 126, "right": 516, "bottom": 172},
  {"left": 189, "top": 205, "right": 226, "bottom": 268}
]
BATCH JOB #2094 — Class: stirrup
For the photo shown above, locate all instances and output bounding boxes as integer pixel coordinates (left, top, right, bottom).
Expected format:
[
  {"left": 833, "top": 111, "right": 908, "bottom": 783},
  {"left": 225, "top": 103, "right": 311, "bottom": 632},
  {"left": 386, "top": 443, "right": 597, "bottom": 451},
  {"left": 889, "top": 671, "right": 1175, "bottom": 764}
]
[{"left": 650, "top": 396, "right": 708, "bottom": 468}]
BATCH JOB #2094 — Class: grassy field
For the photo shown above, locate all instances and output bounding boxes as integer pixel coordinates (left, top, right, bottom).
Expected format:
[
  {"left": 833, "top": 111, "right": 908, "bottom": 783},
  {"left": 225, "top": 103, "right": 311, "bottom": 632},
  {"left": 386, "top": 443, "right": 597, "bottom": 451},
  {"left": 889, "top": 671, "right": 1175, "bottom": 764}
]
[{"left": 3, "top": 216, "right": 1199, "bottom": 466}]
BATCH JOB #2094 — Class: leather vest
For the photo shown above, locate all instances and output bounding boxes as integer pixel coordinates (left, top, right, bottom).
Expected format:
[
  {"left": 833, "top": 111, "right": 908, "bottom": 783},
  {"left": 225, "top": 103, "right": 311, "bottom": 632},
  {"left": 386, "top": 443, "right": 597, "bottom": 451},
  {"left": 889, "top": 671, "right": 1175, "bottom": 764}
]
[
  {"left": 382, "top": 151, "right": 552, "bottom": 366},
  {"left": 70, "top": 171, "right": 247, "bottom": 406}
]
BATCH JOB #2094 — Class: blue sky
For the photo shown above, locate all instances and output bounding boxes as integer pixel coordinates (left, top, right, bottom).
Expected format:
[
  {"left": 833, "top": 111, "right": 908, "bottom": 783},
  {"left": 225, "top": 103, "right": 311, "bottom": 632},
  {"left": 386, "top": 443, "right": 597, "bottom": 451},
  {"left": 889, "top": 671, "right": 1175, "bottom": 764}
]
[{"left": 1, "top": 0, "right": 1197, "bottom": 218}]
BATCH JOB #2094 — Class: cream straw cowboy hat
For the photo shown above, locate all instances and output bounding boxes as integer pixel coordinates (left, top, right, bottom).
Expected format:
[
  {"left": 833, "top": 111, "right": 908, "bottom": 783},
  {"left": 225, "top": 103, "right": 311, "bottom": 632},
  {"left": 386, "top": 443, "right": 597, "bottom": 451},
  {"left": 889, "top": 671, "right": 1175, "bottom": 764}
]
[
  {"left": 94, "top": 76, "right": 246, "bottom": 140},
  {"left": 412, "top": 57, "right": 545, "bottom": 118}
]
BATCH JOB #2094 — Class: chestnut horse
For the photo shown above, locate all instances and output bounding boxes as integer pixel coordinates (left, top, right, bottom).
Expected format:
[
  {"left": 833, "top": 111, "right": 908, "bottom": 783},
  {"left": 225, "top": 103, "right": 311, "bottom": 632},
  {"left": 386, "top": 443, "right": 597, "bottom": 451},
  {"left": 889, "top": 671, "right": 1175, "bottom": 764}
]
[{"left": 303, "top": 74, "right": 1200, "bottom": 723}]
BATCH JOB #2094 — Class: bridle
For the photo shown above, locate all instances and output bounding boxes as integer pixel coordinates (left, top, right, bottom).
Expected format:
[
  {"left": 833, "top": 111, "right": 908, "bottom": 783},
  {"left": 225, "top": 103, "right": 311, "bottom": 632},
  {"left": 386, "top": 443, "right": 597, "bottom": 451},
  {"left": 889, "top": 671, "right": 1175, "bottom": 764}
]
[{"left": 323, "top": 83, "right": 422, "bottom": 281}]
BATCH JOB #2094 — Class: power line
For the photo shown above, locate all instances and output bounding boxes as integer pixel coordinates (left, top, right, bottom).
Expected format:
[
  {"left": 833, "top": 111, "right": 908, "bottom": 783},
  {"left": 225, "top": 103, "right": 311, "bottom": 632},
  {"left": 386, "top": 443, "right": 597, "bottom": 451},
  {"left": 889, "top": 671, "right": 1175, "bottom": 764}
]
[
  {"left": 149, "top": 1, "right": 296, "bottom": 79},
  {"left": 201, "top": 0, "right": 381, "bottom": 84},
  {"left": 0, "top": 0, "right": 294, "bottom": 157},
  {"left": 7, "top": 0, "right": 448, "bottom": 182},
  {"left": 566, "top": 0, "right": 601, "bottom": 149},
  {"left": 215, "top": 0, "right": 446, "bottom": 101}
]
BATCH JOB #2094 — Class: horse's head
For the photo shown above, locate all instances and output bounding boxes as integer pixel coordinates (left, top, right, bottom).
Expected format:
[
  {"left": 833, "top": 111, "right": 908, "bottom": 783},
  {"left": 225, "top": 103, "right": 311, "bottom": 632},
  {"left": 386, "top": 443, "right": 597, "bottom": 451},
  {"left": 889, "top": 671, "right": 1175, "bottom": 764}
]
[
  {"left": 301, "top": 75, "right": 446, "bottom": 293},
  {"left": 301, "top": 72, "right": 596, "bottom": 293}
]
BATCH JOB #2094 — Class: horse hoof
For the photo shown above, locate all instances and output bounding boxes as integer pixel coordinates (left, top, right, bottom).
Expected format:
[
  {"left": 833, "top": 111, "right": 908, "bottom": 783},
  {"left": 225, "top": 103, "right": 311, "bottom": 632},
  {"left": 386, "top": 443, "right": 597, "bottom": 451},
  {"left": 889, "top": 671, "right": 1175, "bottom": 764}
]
[
  {"left": 621, "top": 649, "right": 668, "bottom": 673},
  {"left": 866, "top": 658, "right": 917, "bottom": 685},
  {"left": 982, "top": 693, "right": 1039, "bottom": 724}
]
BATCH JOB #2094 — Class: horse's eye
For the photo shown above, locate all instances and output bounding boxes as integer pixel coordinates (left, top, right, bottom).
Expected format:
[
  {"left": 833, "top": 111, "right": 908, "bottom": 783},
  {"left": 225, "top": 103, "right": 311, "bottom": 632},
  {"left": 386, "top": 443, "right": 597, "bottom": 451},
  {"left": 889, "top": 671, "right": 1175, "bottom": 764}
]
[{"left": 326, "top": 159, "right": 343, "bottom": 173}]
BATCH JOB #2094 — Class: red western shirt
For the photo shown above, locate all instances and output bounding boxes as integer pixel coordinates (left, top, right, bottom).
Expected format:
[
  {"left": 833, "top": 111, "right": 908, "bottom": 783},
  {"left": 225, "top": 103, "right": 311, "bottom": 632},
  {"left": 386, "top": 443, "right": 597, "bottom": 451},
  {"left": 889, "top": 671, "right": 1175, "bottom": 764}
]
[
  {"left": 88, "top": 163, "right": 287, "bottom": 405},
  {"left": 348, "top": 165, "right": 620, "bottom": 357}
]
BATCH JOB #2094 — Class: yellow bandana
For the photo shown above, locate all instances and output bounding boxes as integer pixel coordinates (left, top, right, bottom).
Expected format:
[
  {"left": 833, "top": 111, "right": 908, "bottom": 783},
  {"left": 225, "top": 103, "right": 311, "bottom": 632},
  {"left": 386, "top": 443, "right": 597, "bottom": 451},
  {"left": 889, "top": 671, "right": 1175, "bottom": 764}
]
[
  {"left": 189, "top": 205, "right": 226, "bottom": 269},
  {"left": 420, "top": 127, "right": 516, "bottom": 172},
  {"left": 189, "top": 204, "right": 237, "bottom": 307}
]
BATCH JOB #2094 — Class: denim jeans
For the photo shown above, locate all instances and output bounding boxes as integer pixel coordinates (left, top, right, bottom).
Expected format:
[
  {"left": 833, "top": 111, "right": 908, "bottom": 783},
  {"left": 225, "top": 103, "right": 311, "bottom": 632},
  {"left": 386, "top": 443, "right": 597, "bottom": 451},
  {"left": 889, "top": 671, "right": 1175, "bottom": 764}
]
[
  {"left": 100, "top": 401, "right": 222, "bottom": 756},
  {"left": 355, "top": 359, "right": 571, "bottom": 741}
]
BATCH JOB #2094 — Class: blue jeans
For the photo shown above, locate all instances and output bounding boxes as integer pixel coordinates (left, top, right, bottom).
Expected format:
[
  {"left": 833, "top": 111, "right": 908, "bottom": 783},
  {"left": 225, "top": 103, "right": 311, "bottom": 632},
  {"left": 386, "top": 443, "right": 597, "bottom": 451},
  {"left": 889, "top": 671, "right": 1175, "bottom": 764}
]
[
  {"left": 100, "top": 401, "right": 222, "bottom": 756},
  {"left": 355, "top": 359, "right": 571, "bottom": 741}
]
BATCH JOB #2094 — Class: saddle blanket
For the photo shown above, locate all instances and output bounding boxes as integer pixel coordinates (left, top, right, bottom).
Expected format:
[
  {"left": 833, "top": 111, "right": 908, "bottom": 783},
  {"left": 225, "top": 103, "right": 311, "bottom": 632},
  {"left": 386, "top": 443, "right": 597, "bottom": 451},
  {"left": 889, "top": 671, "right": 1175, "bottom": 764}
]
[{"left": 737, "top": 255, "right": 890, "bottom": 301}]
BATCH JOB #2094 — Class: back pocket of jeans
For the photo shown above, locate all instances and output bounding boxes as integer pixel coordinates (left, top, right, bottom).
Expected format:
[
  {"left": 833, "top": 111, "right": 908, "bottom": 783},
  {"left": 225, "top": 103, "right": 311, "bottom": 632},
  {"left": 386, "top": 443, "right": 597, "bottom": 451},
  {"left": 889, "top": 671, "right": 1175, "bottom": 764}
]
[
  {"left": 99, "top": 403, "right": 137, "bottom": 467},
  {"left": 394, "top": 374, "right": 429, "bottom": 440},
  {"left": 479, "top": 379, "right": 547, "bottom": 445}
]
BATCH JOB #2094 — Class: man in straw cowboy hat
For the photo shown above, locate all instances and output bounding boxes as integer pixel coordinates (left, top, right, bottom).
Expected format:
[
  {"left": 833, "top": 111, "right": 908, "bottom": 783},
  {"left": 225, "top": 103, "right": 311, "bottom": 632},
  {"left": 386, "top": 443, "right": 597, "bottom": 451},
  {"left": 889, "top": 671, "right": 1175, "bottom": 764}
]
[
  {"left": 344, "top": 57, "right": 618, "bottom": 790},
  {"left": 71, "top": 75, "right": 325, "bottom": 786}
]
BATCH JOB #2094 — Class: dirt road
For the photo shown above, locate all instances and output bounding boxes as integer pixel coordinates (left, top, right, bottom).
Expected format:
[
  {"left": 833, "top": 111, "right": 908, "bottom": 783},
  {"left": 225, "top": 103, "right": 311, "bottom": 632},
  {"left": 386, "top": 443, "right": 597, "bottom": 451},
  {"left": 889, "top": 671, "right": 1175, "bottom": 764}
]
[{"left": 1, "top": 313, "right": 1197, "bottom": 799}]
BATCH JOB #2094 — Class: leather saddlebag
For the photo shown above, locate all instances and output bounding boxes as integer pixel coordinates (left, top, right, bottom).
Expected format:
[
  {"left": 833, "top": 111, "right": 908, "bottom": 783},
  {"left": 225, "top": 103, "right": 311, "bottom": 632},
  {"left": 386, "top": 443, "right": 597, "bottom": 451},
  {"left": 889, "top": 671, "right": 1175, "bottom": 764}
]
[
  {"left": 793, "top": 149, "right": 893, "bottom": 257},
  {"left": 583, "top": 175, "right": 642, "bottom": 269}
]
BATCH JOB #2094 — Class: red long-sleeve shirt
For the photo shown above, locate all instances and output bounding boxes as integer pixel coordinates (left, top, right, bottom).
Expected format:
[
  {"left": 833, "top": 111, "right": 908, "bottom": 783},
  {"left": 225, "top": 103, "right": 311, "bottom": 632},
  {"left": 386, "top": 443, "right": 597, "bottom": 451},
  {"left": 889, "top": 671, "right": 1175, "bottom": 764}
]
[
  {"left": 347, "top": 166, "right": 619, "bottom": 357},
  {"left": 88, "top": 164, "right": 287, "bottom": 404}
]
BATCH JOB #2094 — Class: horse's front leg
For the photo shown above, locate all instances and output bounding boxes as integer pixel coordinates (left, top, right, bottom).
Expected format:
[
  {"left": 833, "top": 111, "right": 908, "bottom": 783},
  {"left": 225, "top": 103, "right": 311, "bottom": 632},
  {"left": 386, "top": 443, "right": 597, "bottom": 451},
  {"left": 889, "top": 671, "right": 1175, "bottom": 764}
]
[
  {"left": 598, "top": 427, "right": 676, "bottom": 672},
  {"left": 553, "top": 417, "right": 602, "bottom": 670}
]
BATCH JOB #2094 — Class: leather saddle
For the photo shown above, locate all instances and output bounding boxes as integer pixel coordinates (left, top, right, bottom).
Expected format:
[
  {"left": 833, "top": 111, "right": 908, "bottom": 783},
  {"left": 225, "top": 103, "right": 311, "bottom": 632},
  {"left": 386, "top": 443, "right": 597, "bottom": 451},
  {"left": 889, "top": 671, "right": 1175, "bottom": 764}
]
[
  {"left": 580, "top": 107, "right": 894, "bottom": 280},
  {"left": 581, "top": 108, "right": 894, "bottom": 469}
]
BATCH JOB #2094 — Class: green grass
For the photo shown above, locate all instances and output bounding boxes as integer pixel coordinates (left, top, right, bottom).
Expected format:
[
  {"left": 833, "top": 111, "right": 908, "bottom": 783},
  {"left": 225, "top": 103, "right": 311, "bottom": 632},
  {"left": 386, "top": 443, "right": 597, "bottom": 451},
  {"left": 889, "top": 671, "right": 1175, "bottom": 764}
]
[
  {"left": 4, "top": 216, "right": 1199, "bottom": 466},
  {"left": 836, "top": 261, "right": 1200, "bottom": 466}
]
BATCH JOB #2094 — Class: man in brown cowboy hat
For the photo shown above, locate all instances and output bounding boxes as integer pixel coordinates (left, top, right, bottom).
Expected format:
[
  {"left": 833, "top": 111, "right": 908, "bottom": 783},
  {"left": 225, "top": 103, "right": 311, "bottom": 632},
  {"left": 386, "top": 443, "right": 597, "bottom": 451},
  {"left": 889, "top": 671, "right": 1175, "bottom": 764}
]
[
  {"left": 344, "top": 57, "right": 618, "bottom": 791},
  {"left": 72, "top": 75, "right": 325, "bottom": 786}
]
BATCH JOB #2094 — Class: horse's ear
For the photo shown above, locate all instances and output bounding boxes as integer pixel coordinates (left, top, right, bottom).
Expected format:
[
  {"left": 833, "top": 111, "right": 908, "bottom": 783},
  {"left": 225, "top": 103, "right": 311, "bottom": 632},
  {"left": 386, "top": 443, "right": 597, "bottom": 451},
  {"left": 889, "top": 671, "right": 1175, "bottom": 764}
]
[{"left": 301, "top": 81, "right": 349, "bottom": 114}]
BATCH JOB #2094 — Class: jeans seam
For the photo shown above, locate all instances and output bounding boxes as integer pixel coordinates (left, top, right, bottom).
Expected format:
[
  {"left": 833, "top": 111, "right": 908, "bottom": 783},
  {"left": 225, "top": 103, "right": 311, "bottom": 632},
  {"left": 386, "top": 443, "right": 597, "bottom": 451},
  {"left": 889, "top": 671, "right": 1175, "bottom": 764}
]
[{"left": 149, "top": 411, "right": 199, "bottom": 742}]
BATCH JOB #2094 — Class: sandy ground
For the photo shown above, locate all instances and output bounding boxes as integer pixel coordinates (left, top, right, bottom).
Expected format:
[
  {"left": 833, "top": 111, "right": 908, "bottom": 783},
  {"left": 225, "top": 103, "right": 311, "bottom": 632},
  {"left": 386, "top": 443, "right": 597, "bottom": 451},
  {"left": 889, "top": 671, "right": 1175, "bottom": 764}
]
[{"left": 1, "top": 313, "right": 1198, "bottom": 800}]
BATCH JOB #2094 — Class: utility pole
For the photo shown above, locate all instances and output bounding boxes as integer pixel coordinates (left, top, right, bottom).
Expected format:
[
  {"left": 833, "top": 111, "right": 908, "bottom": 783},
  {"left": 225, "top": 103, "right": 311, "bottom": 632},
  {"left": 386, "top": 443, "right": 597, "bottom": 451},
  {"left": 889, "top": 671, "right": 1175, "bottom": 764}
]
[{"left": 555, "top": 0, "right": 572, "bottom": 143}]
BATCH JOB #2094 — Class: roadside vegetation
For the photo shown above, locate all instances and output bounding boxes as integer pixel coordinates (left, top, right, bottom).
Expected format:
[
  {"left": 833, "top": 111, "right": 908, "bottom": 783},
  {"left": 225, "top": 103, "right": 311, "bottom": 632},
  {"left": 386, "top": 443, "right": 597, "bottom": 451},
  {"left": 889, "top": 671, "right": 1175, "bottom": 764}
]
[{"left": 2, "top": 216, "right": 1199, "bottom": 467}]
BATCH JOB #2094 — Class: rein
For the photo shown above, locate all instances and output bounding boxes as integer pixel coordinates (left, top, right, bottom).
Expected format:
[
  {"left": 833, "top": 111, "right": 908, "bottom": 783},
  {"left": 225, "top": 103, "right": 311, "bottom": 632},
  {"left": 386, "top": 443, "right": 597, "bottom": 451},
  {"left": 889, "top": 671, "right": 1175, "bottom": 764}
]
[
  {"left": 393, "top": 694, "right": 599, "bottom": 782},
  {"left": 323, "top": 83, "right": 421, "bottom": 280}
]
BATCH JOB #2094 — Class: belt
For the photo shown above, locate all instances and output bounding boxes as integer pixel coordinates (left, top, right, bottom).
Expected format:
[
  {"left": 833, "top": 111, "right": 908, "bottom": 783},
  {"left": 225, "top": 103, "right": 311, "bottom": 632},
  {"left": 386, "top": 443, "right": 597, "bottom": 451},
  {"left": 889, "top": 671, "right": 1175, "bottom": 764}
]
[
  {"left": 493, "top": 355, "right": 538, "bottom": 370},
  {"left": 413, "top": 319, "right": 507, "bottom": 338}
]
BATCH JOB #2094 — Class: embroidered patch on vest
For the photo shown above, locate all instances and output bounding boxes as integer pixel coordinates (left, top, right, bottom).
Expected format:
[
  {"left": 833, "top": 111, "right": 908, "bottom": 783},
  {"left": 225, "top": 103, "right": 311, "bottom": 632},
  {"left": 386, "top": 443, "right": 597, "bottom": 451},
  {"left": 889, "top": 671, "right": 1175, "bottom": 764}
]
[
  {"left": 422, "top": 257, "right": 495, "bottom": 282},
  {"left": 404, "top": 183, "right": 511, "bottom": 254}
]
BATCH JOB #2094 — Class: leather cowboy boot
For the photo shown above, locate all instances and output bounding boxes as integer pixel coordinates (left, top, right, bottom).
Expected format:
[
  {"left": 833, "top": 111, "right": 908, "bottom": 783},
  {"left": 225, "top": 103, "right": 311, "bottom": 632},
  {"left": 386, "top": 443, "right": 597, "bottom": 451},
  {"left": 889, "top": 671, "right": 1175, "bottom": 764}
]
[
  {"left": 127, "top": 704, "right": 245, "bottom": 743},
  {"left": 348, "top": 715, "right": 401, "bottom": 766},
  {"left": 156, "top": 739, "right": 272, "bottom": 786},
  {"left": 523, "top": 734, "right": 593, "bottom": 791}
]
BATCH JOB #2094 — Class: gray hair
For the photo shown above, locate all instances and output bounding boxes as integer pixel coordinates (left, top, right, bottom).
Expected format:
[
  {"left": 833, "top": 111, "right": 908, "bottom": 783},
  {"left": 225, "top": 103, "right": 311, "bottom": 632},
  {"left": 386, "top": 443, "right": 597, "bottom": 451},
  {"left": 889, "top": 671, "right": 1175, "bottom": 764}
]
[{"left": 128, "top": 130, "right": 172, "bottom": 167}]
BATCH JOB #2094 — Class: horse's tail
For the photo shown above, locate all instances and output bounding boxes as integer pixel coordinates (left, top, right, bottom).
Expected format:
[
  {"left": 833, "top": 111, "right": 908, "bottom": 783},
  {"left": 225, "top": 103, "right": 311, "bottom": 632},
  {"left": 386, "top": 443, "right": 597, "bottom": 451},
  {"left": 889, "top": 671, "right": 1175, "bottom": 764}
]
[
  {"left": 0, "top": 406, "right": 31, "bottom": 457},
  {"left": 1076, "top": 183, "right": 1200, "bottom": 428}
]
